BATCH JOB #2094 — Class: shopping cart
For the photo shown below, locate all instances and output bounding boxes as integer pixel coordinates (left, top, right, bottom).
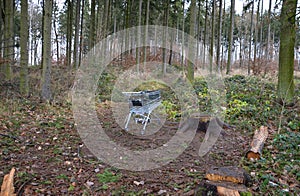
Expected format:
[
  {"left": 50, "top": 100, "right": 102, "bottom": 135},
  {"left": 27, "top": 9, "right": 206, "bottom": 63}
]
[{"left": 123, "top": 90, "right": 161, "bottom": 134}]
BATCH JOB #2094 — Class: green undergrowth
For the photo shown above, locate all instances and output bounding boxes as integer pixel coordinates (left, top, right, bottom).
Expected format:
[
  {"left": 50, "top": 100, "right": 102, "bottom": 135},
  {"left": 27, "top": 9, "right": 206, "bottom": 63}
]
[{"left": 96, "top": 73, "right": 300, "bottom": 194}]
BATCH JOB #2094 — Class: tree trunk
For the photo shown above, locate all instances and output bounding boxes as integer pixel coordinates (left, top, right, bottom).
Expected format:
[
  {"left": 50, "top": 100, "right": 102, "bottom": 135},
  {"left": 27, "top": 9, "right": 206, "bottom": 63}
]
[
  {"left": 248, "top": 1, "right": 254, "bottom": 75},
  {"left": 162, "top": 0, "right": 169, "bottom": 75},
  {"left": 226, "top": 0, "right": 235, "bottom": 75},
  {"left": 143, "top": 0, "right": 150, "bottom": 64},
  {"left": 41, "top": 0, "right": 53, "bottom": 101},
  {"left": 20, "top": 0, "right": 29, "bottom": 96},
  {"left": 0, "top": 0, "right": 3, "bottom": 60},
  {"left": 187, "top": 0, "right": 196, "bottom": 81},
  {"left": 3, "top": 0, "right": 14, "bottom": 80},
  {"left": 266, "top": 0, "right": 272, "bottom": 60},
  {"left": 89, "top": 0, "right": 96, "bottom": 50},
  {"left": 209, "top": 0, "right": 215, "bottom": 73},
  {"left": 53, "top": 1, "right": 60, "bottom": 66},
  {"left": 136, "top": 0, "right": 142, "bottom": 72},
  {"left": 78, "top": 0, "right": 84, "bottom": 67},
  {"left": 253, "top": 0, "right": 261, "bottom": 70},
  {"left": 73, "top": 0, "right": 81, "bottom": 69},
  {"left": 202, "top": 0, "right": 208, "bottom": 69},
  {"left": 66, "top": 0, "right": 73, "bottom": 67},
  {"left": 277, "top": 0, "right": 296, "bottom": 104},
  {"left": 102, "top": 0, "right": 110, "bottom": 39},
  {"left": 216, "top": 0, "right": 222, "bottom": 72}
]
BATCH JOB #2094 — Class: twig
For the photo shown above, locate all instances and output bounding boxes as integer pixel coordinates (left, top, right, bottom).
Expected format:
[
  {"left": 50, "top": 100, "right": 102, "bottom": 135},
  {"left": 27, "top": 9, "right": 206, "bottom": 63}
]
[
  {"left": 16, "top": 178, "right": 33, "bottom": 196},
  {"left": 0, "top": 133, "right": 21, "bottom": 142}
]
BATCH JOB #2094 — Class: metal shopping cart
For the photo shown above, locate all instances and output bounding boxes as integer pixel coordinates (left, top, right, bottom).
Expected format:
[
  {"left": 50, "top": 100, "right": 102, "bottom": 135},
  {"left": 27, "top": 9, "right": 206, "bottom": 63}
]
[{"left": 123, "top": 90, "right": 161, "bottom": 134}]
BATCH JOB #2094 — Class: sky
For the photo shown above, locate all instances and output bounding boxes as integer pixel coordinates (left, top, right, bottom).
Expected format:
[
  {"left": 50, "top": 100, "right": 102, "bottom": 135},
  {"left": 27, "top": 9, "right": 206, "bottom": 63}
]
[{"left": 34, "top": 0, "right": 278, "bottom": 15}]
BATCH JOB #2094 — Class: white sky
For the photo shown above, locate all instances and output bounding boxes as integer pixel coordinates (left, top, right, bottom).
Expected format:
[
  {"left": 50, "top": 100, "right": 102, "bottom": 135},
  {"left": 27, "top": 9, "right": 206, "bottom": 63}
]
[{"left": 50, "top": 0, "right": 277, "bottom": 15}]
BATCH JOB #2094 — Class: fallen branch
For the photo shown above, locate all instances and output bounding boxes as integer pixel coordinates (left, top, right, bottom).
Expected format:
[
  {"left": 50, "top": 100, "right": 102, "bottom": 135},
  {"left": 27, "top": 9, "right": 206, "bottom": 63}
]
[
  {"left": 0, "top": 167, "right": 16, "bottom": 196},
  {"left": 0, "top": 133, "right": 21, "bottom": 142},
  {"left": 246, "top": 126, "right": 269, "bottom": 160}
]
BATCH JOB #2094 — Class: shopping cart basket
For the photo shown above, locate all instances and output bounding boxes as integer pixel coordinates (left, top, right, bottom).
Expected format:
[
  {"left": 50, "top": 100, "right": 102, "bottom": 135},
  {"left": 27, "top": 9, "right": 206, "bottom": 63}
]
[{"left": 123, "top": 90, "right": 161, "bottom": 134}]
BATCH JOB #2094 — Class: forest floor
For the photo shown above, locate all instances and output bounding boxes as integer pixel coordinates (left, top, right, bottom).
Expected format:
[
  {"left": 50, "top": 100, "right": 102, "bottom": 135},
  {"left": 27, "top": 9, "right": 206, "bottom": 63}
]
[{"left": 0, "top": 67, "right": 299, "bottom": 195}]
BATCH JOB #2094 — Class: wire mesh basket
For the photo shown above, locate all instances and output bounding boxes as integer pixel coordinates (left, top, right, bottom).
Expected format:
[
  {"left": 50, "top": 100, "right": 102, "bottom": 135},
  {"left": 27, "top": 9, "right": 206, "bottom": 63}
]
[{"left": 122, "top": 90, "right": 161, "bottom": 134}]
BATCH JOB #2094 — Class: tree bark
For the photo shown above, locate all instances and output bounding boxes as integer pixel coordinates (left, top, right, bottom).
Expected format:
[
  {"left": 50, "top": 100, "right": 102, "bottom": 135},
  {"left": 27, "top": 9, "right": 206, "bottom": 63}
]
[
  {"left": 205, "top": 166, "right": 251, "bottom": 185},
  {"left": 20, "top": 0, "right": 29, "bottom": 96},
  {"left": 246, "top": 126, "right": 269, "bottom": 160},
  {"left": 0, "top": 0, "right": 3, "bottom": 60},
  {"left": 187, "top": 0, "right": 196, "bottom": 81},
  {"left": 41, "top": 0, "right": 53, "bottom": 101},
  {"left": 209, "top": 0, "right": 215, "bottom": 73},
  {"left": 202, "top": 0, "right": 208, "bottom": 69},
  {"left": 73, "top": 0, "right": 81, "bottom": 69},
  {"left": 78, "top": 0, "right": 84, "bottom": 67},
  {"left": 3, "top": 0, "right": 14, "bottom": 80},
  {"left": 143, "top": 0, "right": 150, "bottom": 64},
  {"left": 136, "top": 0, "right": 142, "bottom": 72},
  {"left": 226, "top": 0, "right": 235, "bottom": 75},
  {"left": 277, "top": 0, "right": 296, "bottom": 104},
  {"left": 216, "top": 0, "right": 223, "bottom": 72},
  {"left": 89, "top": 0, "right": 96, "bottom": 50},
  {"left": 248, "top": 1, "right": 254, "bottom": 75},
  {"left": 266, "top": 0, "right": 272, "bottom": 60}
]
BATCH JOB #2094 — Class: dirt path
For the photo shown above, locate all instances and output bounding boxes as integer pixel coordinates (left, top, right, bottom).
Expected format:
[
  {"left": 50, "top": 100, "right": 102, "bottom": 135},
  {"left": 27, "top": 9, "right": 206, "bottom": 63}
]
[{"left": 0, "top": 101, "right": 251, "bottom": 195}]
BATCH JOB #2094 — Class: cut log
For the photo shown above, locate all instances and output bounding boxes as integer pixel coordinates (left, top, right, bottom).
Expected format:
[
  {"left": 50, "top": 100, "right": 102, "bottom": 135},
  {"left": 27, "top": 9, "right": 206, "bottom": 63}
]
[
  {"left": 0, "top": 167, "right": 16, "bottom": 196},
  {"left": 195, "top": 180, "right": 250, "bottom": 196},
  {"left": 205, "top": 166, "right": 251, "bottom": 185},
  {"left": 246, "top": 126, "right": 269, "bottom": 160}
]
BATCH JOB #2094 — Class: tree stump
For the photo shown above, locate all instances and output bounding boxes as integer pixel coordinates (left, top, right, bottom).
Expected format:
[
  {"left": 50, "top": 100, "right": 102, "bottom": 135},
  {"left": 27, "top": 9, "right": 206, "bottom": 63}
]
[
  {"left": 195, "top": 180, "right": 249, "bottom": 196},
  {"left": 179, "top": 113, "right": 234, "bottom": 133},
  {"left": 195, "top": 166, "right": 252, "bottom": 196},
  {"left": 205, "top": 166, "right": 251, "bottom": 185}
]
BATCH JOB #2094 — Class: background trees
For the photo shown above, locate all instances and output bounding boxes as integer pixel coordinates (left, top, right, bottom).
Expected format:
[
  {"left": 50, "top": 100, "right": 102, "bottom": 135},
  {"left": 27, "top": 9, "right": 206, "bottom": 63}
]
[{"left": 0, "top": 0, "right": 298, "bottom": 103}]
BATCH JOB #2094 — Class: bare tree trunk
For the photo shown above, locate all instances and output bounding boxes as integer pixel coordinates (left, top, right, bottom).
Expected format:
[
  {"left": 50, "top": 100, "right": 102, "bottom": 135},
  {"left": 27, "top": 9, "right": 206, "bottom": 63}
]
[
  {"left": 102, "top": 0, "right": 110, "bottom": 39},
  {"left": 41, "top": 0, "right": 53, "bottom": 101},
  {"left": 78, "top": 0, "right": 84, "bottom": 67},
  {"left": 162, "top": 0, "right": 169, "bottom": 75},
  {"left": 226, "top": 0, "right": 235, "bottom": 75},
  {"left": 248, "top": 1, "right": 254, "bottom": 75},
  {"left": 20, "top": 0, "right": 29, "bottom": 96},
  {"left": 3, "top": 0, "right": 14, "bottom": 80},
  {"left": 136, "top": 0, "right": 142, "bottom": 72},
  {"left": 89, "top": 0, "right": 96, "bottom": 49},
  {"left": 143, "top": 0, "right": 150, "bottom": 64},
  {"left": 259, "top": 0, "right": 263, "bottom": 58},
  {"left": 181, "top": 2, "right": 185, "bottom": 68},
  {"left": 73, "top": 0, "right": 81, "bottom": 69},
  {"left": 253, "top": 0, "right": 261, "bottom": 69},
  {"left": 209, "top": 0, "right": 215, "bottom": 73},
  {"left": 53, "top": 1, "right": 60, "bottom": 66},
  {"left": 216, "top": 0, "right": 222, "bottom": 72},
  {"left": 266, "top": 0, "right": 272, "bottom": 60},
  {"left": 277, "top": 0, "right": 296, "bottom": 104},
  {"left": 66, "top": 0, "right": 73, "bottom": 67},
  {"left": 187, "top": 0, "right": 196, "bottom": 81},
  {"left": 202, "top": 0, "right": 208, "bottom": 69},
  {"left": 0, "top": 0, "right": 4, "bottom": 60}
]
